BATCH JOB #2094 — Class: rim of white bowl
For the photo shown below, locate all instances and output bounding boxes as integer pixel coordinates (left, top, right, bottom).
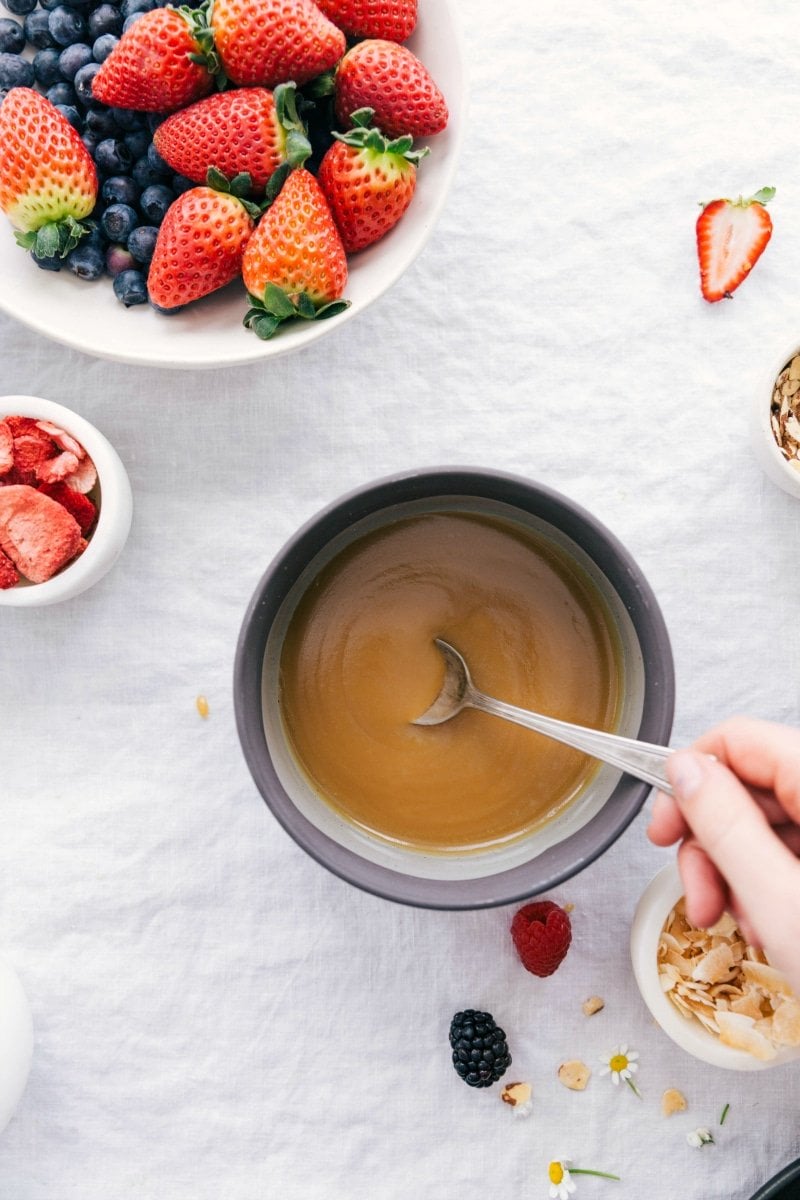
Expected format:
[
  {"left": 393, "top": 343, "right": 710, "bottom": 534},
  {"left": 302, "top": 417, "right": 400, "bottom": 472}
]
[
  {"left": 630, "top": 861, "right": 800, "bottom": 1071},
  {"left": 0, "top": 395, "right": 133, "bottom": 606}
]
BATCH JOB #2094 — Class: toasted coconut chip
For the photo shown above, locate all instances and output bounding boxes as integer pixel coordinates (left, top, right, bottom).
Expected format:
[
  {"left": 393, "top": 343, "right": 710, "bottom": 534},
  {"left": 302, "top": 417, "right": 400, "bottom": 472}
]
[
  {"left": 662, "top": 1087, "right": 687, "bottom": 1117},
  {"left": 705, "top": 911, "right": 738, "bottom": 937},
  {"left": 730, "top": 993, "right": 764, "bottom": 1020},
  {"left": 770, "top": 1000, "right": 800, "bottom": 1047},
  {"left": 716, "top": 1011, "right": 777, "bottom": 1061},
  {"left": 740, "top": 960, "right": 793, "bottom": 996}
]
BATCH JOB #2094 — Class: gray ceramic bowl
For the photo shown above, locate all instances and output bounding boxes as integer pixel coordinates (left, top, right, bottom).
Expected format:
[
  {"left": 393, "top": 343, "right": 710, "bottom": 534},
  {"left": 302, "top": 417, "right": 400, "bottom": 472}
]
[
  {"left": 750, "top": 1160, "right": 800, "bottom": 1200},
  {"left": 234, "top": 468, "right": 675, "bottom": 909}
]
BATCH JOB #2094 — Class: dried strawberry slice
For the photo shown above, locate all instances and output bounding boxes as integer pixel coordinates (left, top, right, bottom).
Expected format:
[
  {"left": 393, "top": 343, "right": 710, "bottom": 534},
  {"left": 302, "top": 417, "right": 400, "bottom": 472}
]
[
  {"left": 36, "top": 450, "right": 81, "bottom": 484},
  {"left": 0, "top": 484, "right": 82, "bottom": 583},
  {"left": 12, "top": 428, "right": 53, "bottom": 475},
  {"left": 37, "top": 482, "right": 97, "bottom": 534},
  {"left": 0, "top": 422, "right": 13, "bottom": 477},
  {"left": 35, "top": 420, "right": 85, "bottom": 459},
  {"left": 0, "top": 546, "right": 19, "bottom": 588},
  {"left": 63, "top": 454, "right": 97, "bottom": 494}
]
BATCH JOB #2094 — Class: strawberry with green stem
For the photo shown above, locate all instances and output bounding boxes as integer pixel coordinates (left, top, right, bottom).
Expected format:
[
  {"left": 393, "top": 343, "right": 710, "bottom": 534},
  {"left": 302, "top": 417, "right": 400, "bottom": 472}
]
[
  {"left": 147, "top": 170, "right": 262, "bottom": 310},
  {"left": 154, "top": 83, "right": 311, "bottom": 194},
  {"left": 0, "top": 88, "right": 97, "bottom": 260},
  {"left": 696, "top": 187, "right": 775, "bottom": 302},
  {"left": 242, "top": 167, "right": 348, "bottom": 339},
  {"left": 91, "top": 5, "right": 217, "bottom": 112},
  {"left": 211, "top": 0, "right": 345, "bottom": 89},
  {"left": 319, "top": 107, "right": 428, "bottom": 252}
]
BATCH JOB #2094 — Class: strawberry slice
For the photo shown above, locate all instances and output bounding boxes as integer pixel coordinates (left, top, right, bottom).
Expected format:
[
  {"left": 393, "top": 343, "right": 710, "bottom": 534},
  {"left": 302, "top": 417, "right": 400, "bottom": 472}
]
[{"left": 696, "top": 187, "right": 775, "bottom": 303}]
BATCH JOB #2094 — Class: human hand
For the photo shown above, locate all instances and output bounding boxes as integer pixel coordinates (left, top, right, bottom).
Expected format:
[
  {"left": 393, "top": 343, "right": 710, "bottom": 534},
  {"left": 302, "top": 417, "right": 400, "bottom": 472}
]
[{"left": 647, "top": 717, "right": 800, "bottom": 993}]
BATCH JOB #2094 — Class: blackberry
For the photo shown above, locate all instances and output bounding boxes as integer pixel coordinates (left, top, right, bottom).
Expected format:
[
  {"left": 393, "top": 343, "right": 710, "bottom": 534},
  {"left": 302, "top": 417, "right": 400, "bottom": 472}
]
[{"left": 449, "top": 1010, "right": 511, "bottom": 1088}]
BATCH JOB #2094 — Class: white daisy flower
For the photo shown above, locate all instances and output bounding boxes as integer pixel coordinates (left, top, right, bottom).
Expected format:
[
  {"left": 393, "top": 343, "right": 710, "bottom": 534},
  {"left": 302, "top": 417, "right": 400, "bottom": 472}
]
[
  {"left": 598, "top": 1045, "right": 640, "bottom": 1095},
  {"left": 548, "top": 1160, "right": 577, "bottom": 1199}
]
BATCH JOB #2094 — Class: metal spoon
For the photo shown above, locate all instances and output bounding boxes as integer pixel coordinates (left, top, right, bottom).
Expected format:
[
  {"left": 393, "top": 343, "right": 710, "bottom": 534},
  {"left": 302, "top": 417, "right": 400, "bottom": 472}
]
[{"left": 413, "top": 638, "right": 674, "bottom": 795}]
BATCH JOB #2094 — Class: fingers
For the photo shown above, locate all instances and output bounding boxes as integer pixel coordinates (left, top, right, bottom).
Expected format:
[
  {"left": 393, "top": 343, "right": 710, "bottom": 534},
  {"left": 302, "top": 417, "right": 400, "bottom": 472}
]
[
  {"left": 667, "top": 748, "right": 800, "bottom": 964},
  {"left": 693, "top": 718, "right": 800, "bottom": 823},
  {"left": 677, "top": 838, "right": 727, "bottom": 928},
  {"left": 647, "top": 791, "right": 688, "bottom": 846}
]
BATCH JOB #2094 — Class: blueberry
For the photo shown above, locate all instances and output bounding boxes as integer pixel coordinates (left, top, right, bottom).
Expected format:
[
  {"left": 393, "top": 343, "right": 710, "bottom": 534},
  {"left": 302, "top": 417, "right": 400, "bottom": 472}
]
[
  {"left": 121, "top": 0, "right": 155, "bottom": 17},
  {"left": 73, "top": 60, "right": 100, "bottom": 105},
  {"left": 58, "top": 42, "right": 92, "bottom": 78},
  {"left": 40, "top": 0, "right": 64, "bottom": 12},
  {"left": 32, "top": 249, "right": 63, "bottom": 271},
  {"left": 24, "top": 9, "right": 56, "bottom": 47},
  {"left": 92, "top": 31, "right": 117, "bottom": 60},
  {"left": 87, "top": 3, "right": 121, "bottom": 37},
  {"left": 33, "top": 46, "right": 63, "bottom": 87},
  {"left": 85, "top": 105, "right": 118, "bottom": 136},
  {"left": 123, "top": 128, "right": 149, "bottom": 158},
  {"left": 82, "top": 222, "right": 107, "bottom": 249},
  {"left": 0, "top": 53, "right": 34, "bottom": 88},
  {"left": 145, "top": 111, "right": 163, "bottom": 134},
  {"left": 48, "top": 6, "right": 87, "bottom": 45},
  {"left": 145, "top": 141, "right": 170, "bottom": 175},
  {"left": 81, "top": 129, "right": 99, "bottom": 155},
  {"left": 55, "top": 102, "right": 82, "bottom": 129},
  {"left": 113, "top": 267, "right": 147, "bottom": 305},
  {"left": 131, "top": 156, "right": 162, "bottom": 189},
  {"left": 95, "top": 136, "right": 131, "bottom": 174},
  {"left": 171, "top": 173, "right": 194, "bottom": 196},
  {"left": 110, "top": 107, "right": 145, "bottom": 132},
  {"left": 101, "top": 201, "right": 137, "bottom": 240},
  {"left": 139, "top": 182, "right": 172, "bottom": 224},
  {"left": 127, "top": 223, "right": 158, "bottom": 265},
  {"left": 121, "top": 11, "right": 142, "bottom": 30},
  {"left": 4, "top": 0, "right": 37, "bottom": 15},
  {"left": 101, "top": 173, "right": 139, "bottom": 205},
  {"left": 66, "top": 239, "right": 105, "bottom": 279},
  {"left": 105, "top": 242, "right": 135, "bottom": 275},
  {"left": 0, "top": 19, "right": 25, "bottom": 55},
  {"left": 46, "top": 80, "right": 76, "bottom": 106}
]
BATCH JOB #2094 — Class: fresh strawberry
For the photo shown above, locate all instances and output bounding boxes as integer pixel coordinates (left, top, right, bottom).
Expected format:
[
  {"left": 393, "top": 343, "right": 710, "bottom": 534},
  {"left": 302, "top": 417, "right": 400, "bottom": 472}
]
[
  {"left": 242, "top": 168, "right": 348, "bottom": 338},
  {"left": 319, "top": 107, "right": 427, "bottom": 252},
  {"left": 696, "top": 187, "right": 775, "bottom": 303},
  {"left": 315, "top": 0, "right": 416, "bottom": 42},
  {"left": 211, "top": 0, "right": 345, "bottom": 89},
  {"left": 147, "top": 174, "right": 258, "bottom": 310},
  {"left": 154, "top": 84, "right": 310, "bottom": 193},
  {"left": 91, "top": 7, "right": 215, "bottom": 112},
  {"left": 0, "top": 89, "right": 97, "bottom": 260},
  {"left": 510, "top": 901, "right": 572, "bottom": 978},
  {"left": 335, "top": 39, "right": 447, "bottom": 139}
]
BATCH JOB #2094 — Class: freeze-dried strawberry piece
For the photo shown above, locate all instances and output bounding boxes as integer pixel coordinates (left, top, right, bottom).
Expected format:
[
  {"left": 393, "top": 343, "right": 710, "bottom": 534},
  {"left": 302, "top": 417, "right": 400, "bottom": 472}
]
[
  {"left": 63, "top": 454, "right": 97, "bottom": 494},
  {"left": 12, "top": 428, "right": 54, "bottom": 475},
  {"left": 0, "top": 547, "right": 19, "bottom": 588},
  {"left": 5, "top": 416, "right": 36, "bottom": 436},
  {"left": 0, "top": 484, "right": 82, "bottom": 583},
  {"left": 37, "top": 482, "right": 97, "bottom": 533},
  {"left": 0, "top": 422, "right": 13, "bottom": 476},
  {"left": 36, "top": 450, "right": 81, "bottom": 484},
  {"left": 35, "top": 421, "right": 84, "bottom": 459}
]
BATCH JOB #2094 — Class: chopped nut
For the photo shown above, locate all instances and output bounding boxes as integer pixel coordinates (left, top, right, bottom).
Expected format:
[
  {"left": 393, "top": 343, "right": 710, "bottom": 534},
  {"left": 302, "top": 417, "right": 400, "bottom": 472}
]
[
  {"left": 196, "top": 695, "right": 210, "bottom": 719},
  {"left": 582, "top": 995, "right": 604, "bottom": 1017},
  {"left": 661, "top": 1087, "right": 687, "bottom": 1117},
  {"left": 501, "top": 1081, "right": 532, "bottom": 1107},
  {"left": 557, "top": 1060, "right": 591, "bottom": 1091},
  {"left": 563, "top": 903, "right": 575, "bottom": 913}
]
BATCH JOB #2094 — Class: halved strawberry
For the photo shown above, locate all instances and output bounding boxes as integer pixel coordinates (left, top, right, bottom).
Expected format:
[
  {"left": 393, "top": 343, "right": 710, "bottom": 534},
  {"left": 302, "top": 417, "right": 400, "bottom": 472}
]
[{"left": 696, "top": 187, "right": 775, "bottom": 303}]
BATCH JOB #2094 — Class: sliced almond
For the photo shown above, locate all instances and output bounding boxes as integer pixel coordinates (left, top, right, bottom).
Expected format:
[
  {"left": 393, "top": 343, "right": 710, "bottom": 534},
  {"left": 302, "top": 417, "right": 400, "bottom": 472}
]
[
  {"left": 557, "top": 1060, "right": 590, "bottom": 1091},
  {"left": 581, "top": 995, "right": 604, "bottom": 1017}
]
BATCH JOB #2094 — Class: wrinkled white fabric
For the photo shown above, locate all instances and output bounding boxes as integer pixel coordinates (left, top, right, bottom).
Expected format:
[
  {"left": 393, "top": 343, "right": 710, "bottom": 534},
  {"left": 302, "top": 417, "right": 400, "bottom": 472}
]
[{"left": 1, "top": 0, "right": 800, "bottom": 1196}]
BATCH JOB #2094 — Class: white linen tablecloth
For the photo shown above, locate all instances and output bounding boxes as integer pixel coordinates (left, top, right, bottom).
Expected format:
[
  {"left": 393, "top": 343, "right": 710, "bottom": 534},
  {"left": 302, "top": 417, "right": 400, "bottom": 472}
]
[{"left": 2, "top": 1, "right": 800, "bottom": 1196}]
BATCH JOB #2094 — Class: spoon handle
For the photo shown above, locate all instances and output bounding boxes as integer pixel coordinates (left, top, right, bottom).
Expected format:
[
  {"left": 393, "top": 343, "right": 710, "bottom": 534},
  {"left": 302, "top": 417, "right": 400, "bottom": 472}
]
[{"left": 469, "top": 692, "right": 674, "bottom": 794}]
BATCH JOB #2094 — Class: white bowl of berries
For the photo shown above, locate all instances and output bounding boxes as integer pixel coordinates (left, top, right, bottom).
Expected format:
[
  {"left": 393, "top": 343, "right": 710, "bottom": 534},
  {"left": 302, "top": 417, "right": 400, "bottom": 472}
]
[
  {"left": 0, "top": 0, "right": 465, "bottom": 369},
  {"left": 0, "top": 394, "right": 133, "bottom": 605}
]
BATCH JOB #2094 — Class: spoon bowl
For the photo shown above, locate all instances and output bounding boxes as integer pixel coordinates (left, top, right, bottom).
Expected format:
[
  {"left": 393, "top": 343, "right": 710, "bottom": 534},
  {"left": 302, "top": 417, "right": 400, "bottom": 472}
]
[{"left": 415, "top": 638, "right": 675, "bottom": 794}]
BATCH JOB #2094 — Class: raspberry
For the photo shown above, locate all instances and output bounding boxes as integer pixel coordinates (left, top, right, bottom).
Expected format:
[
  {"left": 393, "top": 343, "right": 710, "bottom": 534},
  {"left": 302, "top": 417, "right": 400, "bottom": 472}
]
[
  {"left": 510, "top": 901, "right": 572, "bottom": 978},
  {"left": 37, "top": 482, "right": 97, "bottom": 534}
]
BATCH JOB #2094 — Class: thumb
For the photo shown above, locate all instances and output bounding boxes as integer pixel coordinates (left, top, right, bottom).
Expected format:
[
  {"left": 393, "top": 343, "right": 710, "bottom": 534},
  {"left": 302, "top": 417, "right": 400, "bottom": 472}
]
[{"left": 667, "top": 749, "right": 800, "bottom": 960}]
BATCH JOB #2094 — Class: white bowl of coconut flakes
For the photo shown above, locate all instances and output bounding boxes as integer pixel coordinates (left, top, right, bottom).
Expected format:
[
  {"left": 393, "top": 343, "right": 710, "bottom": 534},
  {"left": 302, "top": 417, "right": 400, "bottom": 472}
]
[
  {"left": 752, "top": 347, "right": 800, "bottom": 499},
  {"left": 631, "top": 862, "right": 800, "bottom": 1070}
]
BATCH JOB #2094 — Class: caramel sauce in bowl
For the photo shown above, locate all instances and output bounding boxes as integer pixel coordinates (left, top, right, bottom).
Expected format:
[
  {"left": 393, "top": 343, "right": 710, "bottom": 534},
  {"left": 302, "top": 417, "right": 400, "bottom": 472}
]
[{"left": 235, "top": 470, "right": 675, "bottom": 908}]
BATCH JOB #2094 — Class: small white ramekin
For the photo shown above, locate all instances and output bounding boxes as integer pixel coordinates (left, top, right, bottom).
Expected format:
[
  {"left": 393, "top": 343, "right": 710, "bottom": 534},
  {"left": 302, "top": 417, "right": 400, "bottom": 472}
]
[
  {"left": 0, "top": 955, "right": 33, "bottom": 1133},
  {"left": 0, "top": 395, "right": 133, "bottom": 607},
  {"left": 631, "top": 862, "right": 800, "bottom": 1071},
  {"left": 751, "top": 346, "right": 800, "bottom": 499}
]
